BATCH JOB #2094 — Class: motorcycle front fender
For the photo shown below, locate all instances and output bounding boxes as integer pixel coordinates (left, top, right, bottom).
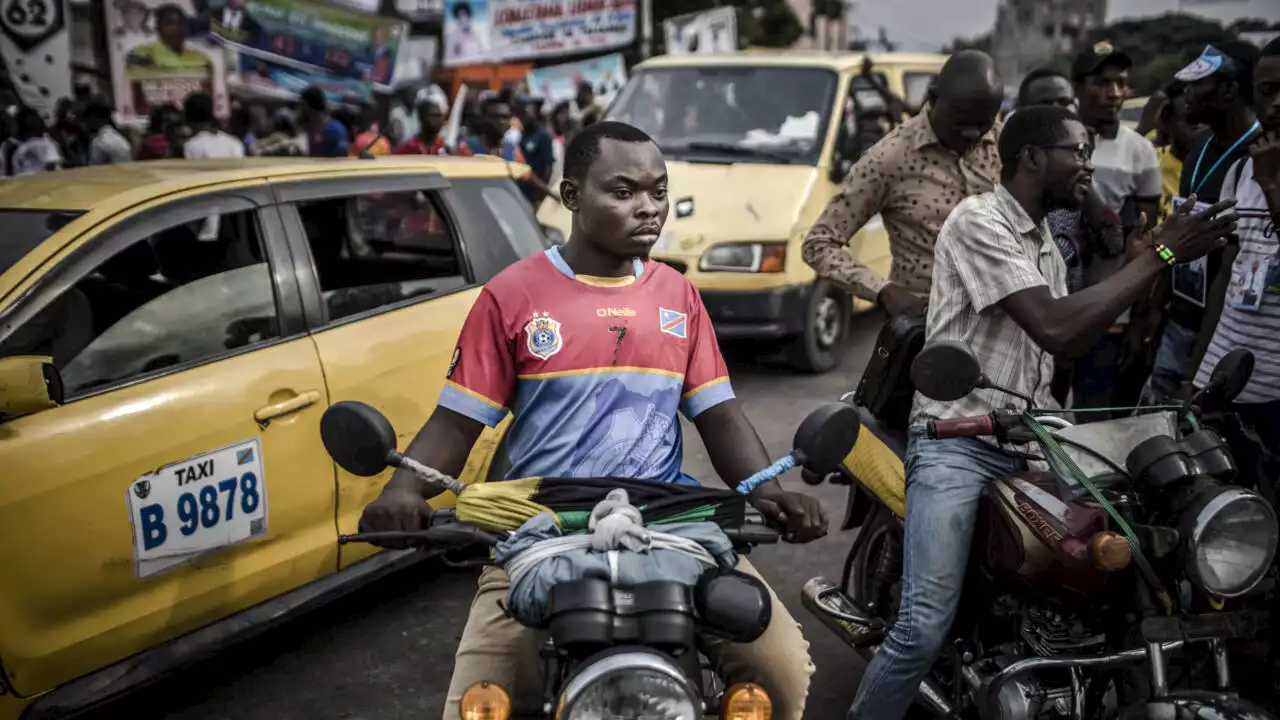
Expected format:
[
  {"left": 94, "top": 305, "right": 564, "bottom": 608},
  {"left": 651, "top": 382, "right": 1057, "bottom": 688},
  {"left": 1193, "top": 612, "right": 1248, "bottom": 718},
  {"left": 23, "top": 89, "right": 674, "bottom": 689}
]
[{"left": 1123, "top": 690, "right": 1278, "bottom": 720}]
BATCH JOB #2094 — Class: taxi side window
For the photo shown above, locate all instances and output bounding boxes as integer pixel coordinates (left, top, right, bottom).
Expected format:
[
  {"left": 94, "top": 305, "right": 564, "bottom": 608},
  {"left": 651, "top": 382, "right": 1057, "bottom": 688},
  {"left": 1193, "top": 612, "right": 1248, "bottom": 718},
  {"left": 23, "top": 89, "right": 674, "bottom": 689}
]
[
  {"left": 832, "top": 76, "right": 891, "bottom": 180},
  {"left": 0, "top": 210, "right": 280, "bottom": 398},
  {"left": 903, "top": 72, "right": 937, "bottom": 115},
  {"left": 295, "top": 190, "right": 469, "bottom": 323}
]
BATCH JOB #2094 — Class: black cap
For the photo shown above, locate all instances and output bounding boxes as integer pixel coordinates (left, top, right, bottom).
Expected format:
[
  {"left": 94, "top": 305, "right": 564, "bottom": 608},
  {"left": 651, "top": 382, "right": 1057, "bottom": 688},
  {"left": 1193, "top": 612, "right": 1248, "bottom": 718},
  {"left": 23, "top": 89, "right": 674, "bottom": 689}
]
[{"left": 1071, "top": 40, "right": 1133, "bottom": 82}]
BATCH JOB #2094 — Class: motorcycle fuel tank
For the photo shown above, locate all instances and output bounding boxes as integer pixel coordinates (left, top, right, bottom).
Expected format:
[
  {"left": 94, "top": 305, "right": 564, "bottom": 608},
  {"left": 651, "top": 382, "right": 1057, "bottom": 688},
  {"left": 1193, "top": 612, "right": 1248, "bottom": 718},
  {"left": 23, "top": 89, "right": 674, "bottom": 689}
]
[{"left": 977, "top": 472, "right": 1113, "bottom": 595}]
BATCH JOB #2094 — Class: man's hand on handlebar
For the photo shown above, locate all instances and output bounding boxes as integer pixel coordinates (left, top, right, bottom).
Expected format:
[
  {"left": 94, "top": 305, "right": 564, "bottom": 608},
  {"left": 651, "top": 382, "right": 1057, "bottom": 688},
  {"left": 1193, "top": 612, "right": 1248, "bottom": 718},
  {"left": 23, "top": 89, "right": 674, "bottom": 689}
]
[
  {"left": 357, "top": 485, "right": 430, "bottom": 548},
  {"left": 749, "top": 486, "right": 829, "bottom": 543}
]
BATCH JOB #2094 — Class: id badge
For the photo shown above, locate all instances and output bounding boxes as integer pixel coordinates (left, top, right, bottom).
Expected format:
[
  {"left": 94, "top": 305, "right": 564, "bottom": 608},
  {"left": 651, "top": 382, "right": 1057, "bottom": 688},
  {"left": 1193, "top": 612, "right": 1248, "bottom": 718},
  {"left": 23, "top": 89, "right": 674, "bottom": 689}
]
[
  {"left": 1227, "top": 254, "right": 1275, "bottom": 311},
  {"left": 1170, "top": 196, "right": 1214, "bottom": 308}
]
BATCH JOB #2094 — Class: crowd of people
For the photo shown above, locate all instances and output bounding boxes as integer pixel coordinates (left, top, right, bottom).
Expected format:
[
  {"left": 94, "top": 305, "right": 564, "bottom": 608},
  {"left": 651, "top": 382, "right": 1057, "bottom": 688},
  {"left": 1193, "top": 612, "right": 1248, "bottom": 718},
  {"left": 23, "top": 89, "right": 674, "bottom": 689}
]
[
  {"left": 0, "top": 78, "right": 609, "bottom": 210},
  {"left": 803, "top": 37, "right": 1279, "bottom": 720}
]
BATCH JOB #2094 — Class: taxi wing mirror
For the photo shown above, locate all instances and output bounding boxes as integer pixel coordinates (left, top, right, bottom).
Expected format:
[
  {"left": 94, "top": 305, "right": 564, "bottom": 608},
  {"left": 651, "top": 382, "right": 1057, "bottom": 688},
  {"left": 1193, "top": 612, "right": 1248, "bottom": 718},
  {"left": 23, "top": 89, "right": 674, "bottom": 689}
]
[
  {"left": 0, "top": 355, "right": 63, "bottom": 417},
  {"left": 320, "top": 401, "right": 398, "bottom": 476},
  {"left": 793, "top": 402, "right": 861, "bottom": 475}
]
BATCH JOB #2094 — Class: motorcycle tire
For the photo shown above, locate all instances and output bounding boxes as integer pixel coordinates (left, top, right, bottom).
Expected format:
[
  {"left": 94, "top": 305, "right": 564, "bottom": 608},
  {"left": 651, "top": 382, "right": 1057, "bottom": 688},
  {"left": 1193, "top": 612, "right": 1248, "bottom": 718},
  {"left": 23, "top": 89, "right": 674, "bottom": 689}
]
[{"left": 848, "top": 508, "right": 902, "bottom": 621}]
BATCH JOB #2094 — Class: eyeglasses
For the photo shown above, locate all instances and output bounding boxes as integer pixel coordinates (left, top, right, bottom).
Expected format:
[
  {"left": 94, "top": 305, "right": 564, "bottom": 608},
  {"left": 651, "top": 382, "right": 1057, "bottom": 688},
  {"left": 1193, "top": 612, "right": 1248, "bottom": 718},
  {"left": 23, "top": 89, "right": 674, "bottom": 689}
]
[{"left": 1035, "top": 142, "right": 1093, "bottom": 163}]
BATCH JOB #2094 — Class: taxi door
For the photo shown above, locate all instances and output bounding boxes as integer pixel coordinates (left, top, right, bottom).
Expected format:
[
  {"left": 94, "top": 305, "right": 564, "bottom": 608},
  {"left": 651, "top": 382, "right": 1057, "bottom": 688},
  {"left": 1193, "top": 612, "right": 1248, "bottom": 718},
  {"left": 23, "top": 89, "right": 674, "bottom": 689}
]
[
  {"left": 0, "top": 188, "right": 337, "bottom": 697},
  {"left": 273, "top": 173, "right": 536, "bottom": 568}
]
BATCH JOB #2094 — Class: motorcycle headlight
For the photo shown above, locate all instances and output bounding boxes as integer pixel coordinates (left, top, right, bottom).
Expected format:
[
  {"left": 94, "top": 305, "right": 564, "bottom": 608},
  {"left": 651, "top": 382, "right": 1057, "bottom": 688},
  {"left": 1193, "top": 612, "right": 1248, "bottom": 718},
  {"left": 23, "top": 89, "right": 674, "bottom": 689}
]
[
  {"left": 699, "top": 243, "right": 786, "bottom": 273},
  {"left": 1184, "top": 487, "right": 1278, "bottom": 597},
  {"left": 557, "top": 650, "right": 700, "bottom": 720}
]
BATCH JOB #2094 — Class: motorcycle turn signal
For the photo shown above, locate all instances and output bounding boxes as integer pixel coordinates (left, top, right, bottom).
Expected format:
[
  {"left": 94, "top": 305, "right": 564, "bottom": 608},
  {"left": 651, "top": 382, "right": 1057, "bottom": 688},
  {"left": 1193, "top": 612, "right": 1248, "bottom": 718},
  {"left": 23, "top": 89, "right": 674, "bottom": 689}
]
[
  {"left": 1088, "top": 531, "right": 1132, "bottom": 572},
  {"left": 460, "top": 680, "right": 511, "bottom": 720},
  {"left": 723, "top": 682, "right": 773, "bottom": 720}
]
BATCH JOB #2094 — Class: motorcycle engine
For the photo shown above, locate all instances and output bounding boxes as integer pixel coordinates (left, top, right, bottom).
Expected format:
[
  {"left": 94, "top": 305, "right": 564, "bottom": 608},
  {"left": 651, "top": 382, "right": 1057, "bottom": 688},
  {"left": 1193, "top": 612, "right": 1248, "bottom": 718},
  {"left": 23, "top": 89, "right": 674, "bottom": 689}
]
[
  {"left": 1020, "top": 605, "right": 1106, "bottom": 657},
  {"left": 969, "top": 604, "right": 1109, "bottom": 720}
]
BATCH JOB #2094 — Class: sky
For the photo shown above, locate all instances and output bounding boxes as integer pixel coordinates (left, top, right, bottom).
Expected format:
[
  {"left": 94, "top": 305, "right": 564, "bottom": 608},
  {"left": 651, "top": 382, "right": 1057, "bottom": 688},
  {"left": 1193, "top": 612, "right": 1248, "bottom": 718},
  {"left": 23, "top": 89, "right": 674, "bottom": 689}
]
[{"left": 849, "top": 0, "right": 1280, "bottom": 52}]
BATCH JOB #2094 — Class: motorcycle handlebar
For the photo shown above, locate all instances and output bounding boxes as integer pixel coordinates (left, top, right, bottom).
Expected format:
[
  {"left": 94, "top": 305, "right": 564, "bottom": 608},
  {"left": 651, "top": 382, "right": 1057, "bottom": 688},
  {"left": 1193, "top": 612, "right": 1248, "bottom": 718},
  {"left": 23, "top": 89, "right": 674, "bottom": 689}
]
[
  {"left": 339, "top": 524, "right": 505, "bottom": 548},
  {"left": 927, "top": 414, "right": 995, "bottom": 440},
  {"left": 723, "top": 524, "right": 781, "bottom": 546}
]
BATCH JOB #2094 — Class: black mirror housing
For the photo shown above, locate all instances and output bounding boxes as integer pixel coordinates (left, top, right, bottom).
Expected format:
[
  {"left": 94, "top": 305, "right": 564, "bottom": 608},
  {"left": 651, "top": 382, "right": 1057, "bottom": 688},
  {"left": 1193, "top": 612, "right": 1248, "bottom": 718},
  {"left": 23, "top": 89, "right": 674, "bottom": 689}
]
[
  {"left": 793, "top": 402, "right": 861, "bottom": 475},
  {"left": 320, "top": 401, "right": 398, "bottom": 476},
  {"left": 1207, "top": 349, "right": 1254, "bottom": 404},
  {"left": 912, "top": 340, "right": 984, "bottom": 402}
]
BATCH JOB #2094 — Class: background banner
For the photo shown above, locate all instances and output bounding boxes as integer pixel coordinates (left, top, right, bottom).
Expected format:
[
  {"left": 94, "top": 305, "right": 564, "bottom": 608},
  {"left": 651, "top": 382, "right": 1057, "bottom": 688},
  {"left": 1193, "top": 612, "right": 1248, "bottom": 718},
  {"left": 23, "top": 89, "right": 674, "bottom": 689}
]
[
  {"left": 106, "top": 0, "right": 229, "bottom": 122},
  {"left": 663, "top": 6, "right": 736, "bottom": 55},
  {"left": 443, "top": 0, "right": 635, "bottom": 67},
  {"left": 526, "top": 52, "right": 625, "bottom": 107},
  {"left": 204, "top": 0, "right": 406, "bottom": 88}
]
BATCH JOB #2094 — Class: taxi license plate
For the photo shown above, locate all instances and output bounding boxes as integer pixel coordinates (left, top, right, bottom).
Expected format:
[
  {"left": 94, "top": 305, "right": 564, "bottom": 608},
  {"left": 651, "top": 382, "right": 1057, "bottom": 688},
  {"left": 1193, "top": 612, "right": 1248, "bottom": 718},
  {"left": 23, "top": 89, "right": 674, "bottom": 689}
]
[{"left": 127, "top": 438, "right": 268, "bottom": 578}]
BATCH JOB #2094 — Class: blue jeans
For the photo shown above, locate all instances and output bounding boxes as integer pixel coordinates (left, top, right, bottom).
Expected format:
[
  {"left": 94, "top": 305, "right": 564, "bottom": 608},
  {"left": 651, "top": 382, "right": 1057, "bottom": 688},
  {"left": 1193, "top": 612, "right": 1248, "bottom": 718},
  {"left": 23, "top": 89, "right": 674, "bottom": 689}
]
[
  {"left": 849, "top": 435, "right": 1023, "bottom": 720},
  {"left": 1147, "top": 320, "right": 1198, "bottom": 402}
]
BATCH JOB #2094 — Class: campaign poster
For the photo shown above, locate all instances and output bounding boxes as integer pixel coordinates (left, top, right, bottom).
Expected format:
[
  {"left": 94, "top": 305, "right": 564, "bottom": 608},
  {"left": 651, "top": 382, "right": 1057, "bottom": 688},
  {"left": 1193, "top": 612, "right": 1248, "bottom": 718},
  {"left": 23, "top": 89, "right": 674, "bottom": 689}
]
[
  {"left": 526, "top": 52, "right": 626, "bottom": 108},
  {"left": 443, "top": 0, "right": 636, "bottom": 68},
  {"left": 663, "top": 6, "right": 736, "bottom": 55},
  {"left": 229, "top": 55, "right": 374, "bottom": 104},
  {"left": 106, "top": 0, "right": 229, "bottom": 122},
  {"left": 204, "top": 0, "right": 407, "bottom": 88}
]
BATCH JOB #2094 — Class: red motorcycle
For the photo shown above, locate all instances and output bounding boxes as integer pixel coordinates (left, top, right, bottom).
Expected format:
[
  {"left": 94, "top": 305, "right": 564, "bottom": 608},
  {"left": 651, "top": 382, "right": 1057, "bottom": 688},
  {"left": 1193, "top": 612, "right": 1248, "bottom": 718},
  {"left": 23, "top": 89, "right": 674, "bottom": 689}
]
[{"left": 802, "top": 341, "right": 1277, "bottom": 720}]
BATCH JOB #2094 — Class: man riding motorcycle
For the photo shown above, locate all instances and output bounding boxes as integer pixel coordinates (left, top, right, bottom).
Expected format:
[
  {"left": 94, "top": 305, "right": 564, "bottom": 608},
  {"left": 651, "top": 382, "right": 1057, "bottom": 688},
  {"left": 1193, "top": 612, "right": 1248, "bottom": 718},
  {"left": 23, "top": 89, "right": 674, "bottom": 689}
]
[
  {"left": 356, "top": 121, "right": 830, "bottom": 720},
  {"left": 849, "top": 104, "right": 1240, "bottom": 720}
]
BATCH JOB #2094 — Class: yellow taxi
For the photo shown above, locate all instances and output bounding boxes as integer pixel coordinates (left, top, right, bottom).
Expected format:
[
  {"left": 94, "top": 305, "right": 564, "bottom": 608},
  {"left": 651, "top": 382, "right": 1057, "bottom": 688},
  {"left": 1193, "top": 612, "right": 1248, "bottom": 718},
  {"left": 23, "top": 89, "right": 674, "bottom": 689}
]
[
  {"left": 0, "top": 156, "right": 540, "bottom": 718},
  {"left": 538, "top": 50, "right": 948, "bottom": 371}
]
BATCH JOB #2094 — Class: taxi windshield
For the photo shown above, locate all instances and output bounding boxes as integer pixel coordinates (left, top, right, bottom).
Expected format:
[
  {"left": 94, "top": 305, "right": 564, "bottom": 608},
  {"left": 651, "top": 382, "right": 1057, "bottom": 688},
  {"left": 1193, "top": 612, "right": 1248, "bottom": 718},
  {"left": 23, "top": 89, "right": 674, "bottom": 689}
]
[
  {"left": 607, "top": 66, "right": 838, "bottom": 165},
  {"left": 0, "top": 210, "right": 82, "bottom": 276}
]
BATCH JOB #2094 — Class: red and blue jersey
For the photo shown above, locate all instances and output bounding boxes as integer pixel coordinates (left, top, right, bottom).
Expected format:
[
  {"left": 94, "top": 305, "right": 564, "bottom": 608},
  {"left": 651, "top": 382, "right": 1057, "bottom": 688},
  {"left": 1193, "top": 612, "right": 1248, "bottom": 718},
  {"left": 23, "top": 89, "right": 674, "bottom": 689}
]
[{"left": 439, "top": 247, "right": 734, "bottom": 485}]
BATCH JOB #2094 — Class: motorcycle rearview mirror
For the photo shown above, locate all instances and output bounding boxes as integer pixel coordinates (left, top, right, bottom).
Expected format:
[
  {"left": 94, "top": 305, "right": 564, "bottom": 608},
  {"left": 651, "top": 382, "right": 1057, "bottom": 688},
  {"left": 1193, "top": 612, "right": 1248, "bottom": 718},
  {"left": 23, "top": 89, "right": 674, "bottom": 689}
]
[
  {"left": 792, "top": 402, "right": 861, "bottom": 475},
  {"left": 911, "top": 340, "right": 1036, "bottom": 406},
  {"left": 1204, "top": 349, "right": 1254, "bottom": 404},
  {"left": 911, "top": 340, "right": 984, "bottom": 401},
  {"left": 320, "top": 401, "right": 401, "bottom": 476}
]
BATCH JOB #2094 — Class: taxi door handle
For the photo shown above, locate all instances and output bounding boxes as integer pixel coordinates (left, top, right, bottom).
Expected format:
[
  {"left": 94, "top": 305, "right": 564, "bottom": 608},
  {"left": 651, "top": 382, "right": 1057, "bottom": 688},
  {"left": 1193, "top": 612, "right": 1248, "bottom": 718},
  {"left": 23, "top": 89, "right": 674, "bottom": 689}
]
[{"left": 255, "top": 390, "right": 322, "bottom": 426}]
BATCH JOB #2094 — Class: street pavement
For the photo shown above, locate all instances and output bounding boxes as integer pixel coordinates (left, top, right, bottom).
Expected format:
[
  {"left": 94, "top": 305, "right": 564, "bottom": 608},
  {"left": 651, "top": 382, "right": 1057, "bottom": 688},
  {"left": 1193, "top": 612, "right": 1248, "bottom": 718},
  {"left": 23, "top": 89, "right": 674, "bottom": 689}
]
[{"left": 84, "top": 311, "right": 887, "bottom": 720}]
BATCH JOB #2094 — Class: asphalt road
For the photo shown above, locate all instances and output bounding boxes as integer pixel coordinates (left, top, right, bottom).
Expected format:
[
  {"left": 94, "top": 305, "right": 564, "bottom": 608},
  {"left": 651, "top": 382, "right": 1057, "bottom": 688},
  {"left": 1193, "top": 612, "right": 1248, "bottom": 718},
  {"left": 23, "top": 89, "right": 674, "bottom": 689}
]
[{"left": 84, "top": 311, "right": 887, "bottom": 720}]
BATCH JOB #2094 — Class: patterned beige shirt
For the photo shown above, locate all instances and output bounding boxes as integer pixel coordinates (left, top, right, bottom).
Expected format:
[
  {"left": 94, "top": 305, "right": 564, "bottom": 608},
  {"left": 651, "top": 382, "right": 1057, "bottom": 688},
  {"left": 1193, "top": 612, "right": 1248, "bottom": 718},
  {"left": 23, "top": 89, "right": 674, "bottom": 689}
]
[
  {"left": 802, "top": 110, "right": 1001, "bottom": 301},
  {"left": 912, "top": 185, "right": 1068, "bottom": 425}
]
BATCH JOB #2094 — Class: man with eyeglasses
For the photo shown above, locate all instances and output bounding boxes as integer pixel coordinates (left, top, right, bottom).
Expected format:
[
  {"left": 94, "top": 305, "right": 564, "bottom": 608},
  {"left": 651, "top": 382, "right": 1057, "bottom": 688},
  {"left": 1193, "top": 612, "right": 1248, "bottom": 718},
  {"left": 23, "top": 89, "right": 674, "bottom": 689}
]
[{"left": 850, "top": 105, "right": 1238, "bottom": 720}]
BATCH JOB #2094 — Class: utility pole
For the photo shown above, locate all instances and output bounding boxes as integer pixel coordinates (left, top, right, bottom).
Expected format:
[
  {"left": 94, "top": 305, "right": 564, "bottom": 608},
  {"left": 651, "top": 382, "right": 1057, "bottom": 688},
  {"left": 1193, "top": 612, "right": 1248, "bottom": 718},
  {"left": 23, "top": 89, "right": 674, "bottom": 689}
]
[{"left": 641, "top": 0, "right": 654, "bottom": 58}]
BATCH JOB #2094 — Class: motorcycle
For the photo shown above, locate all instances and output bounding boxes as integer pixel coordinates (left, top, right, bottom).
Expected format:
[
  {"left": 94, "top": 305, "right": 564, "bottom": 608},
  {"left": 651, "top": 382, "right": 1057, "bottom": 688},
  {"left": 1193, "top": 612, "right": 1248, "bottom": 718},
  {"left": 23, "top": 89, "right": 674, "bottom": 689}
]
[
  {"left": 801, "top": 340, "right": 1279, "bottom": 720},
  {"left": 318, "top": 400, "right": 862, "bottom": 720}
]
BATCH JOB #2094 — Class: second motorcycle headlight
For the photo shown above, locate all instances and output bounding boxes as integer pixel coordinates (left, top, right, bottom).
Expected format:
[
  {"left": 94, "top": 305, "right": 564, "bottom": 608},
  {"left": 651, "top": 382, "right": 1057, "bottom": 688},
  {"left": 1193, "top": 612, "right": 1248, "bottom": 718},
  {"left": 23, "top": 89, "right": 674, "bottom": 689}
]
[
  {"left": 1184, "top": 487, "right": 1278, "bottom": 597},
  {"left": 557, "top": 651, "right": 699, "bottom": 720}
]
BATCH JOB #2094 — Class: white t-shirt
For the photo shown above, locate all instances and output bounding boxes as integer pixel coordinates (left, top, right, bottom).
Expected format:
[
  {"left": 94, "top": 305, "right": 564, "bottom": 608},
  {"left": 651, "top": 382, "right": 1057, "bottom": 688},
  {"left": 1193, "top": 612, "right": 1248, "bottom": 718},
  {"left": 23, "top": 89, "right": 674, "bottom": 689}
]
[
  {"left": 1091, "top": 124, "right": 1162, "bottom": 223},
  {"left": 11, "top": 136, "right": 63, "bottom": 175},
  {"left": 1088, "top": 125, "right": 1162, "bottom": 322},
  {"left": 184, "top": 130, "right": 246, "bottom": 240},
  {"left": 90, "top": 126, "right": 133, "bottom": 165},
  {"left": 184, "top": 130, "right": 246, "bottom": 159}
]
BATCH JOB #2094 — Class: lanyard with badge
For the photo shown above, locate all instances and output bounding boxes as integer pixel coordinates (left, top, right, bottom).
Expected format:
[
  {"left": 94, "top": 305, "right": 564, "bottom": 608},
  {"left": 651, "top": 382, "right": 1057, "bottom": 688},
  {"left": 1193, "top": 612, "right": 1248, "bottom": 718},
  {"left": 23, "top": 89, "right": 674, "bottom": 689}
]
[
  {"left": 1224, "top": 159, "right": 1280, "bottom": 312},
  {"left": 1170, "top": 121, "right": 1260, "bottom": 309}
]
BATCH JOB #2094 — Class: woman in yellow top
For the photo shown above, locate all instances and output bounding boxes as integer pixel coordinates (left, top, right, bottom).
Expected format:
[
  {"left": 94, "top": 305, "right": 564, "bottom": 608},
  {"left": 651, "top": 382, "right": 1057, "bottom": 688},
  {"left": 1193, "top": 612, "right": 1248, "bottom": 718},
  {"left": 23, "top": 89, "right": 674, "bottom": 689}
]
[{"left": 126, "top": 4, "right": 212, "bottom": 71}]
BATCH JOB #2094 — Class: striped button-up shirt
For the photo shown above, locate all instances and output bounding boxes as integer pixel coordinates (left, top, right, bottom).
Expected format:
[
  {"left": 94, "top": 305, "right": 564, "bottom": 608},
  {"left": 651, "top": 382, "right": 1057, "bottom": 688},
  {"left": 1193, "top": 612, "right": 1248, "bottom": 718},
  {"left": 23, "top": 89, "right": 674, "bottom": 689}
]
[{"left": 912, "top": 185, "right": 1068, "bottom": 425}]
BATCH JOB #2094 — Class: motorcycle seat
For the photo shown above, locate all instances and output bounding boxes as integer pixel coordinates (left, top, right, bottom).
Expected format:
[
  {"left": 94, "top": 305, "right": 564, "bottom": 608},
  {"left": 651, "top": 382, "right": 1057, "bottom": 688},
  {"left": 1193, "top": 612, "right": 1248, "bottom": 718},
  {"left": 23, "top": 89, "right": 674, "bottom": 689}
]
[{"left": 842, "top": 406, "right": 907, "bottom": 518}]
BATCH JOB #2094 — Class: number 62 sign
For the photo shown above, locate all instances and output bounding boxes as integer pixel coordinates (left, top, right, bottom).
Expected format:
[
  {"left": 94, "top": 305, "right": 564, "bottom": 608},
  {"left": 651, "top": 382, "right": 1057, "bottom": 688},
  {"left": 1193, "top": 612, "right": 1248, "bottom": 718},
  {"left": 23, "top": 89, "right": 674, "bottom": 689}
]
[{"left": 1, "top": 0, "right": 63, "bottom": 52}]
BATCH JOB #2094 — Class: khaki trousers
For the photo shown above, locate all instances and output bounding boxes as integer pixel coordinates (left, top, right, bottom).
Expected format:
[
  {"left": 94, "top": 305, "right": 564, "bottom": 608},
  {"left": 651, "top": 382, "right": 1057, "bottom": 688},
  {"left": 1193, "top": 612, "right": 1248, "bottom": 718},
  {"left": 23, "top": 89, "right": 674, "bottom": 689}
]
[{"left": 442, "top": 557, "right": 814, "bottom": 719}]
